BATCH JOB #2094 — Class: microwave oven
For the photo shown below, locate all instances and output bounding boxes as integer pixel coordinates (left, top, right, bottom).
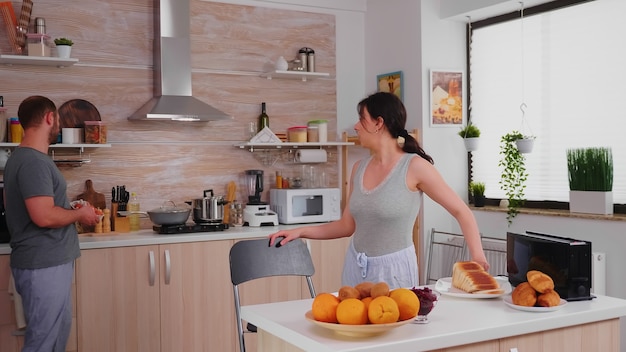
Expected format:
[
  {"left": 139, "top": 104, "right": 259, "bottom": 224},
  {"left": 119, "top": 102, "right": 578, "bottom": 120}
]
[
  {"left": 507, "top": 231, "right": 593, "bottom": 301},
  {"left": 270, "top": 188, "right": 341, "bottom": 224}
]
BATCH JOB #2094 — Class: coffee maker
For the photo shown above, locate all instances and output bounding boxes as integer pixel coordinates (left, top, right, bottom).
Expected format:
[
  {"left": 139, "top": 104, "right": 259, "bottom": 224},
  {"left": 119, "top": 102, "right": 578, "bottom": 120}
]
[{"left": 242, "top": 170, "right": 278, "bottom": 226}]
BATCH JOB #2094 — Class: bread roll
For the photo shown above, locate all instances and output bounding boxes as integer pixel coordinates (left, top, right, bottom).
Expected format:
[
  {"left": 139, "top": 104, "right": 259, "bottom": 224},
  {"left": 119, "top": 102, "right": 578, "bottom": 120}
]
[
  {"left": 452, "top": 261, "right": 503, "bottom": 294},
  {"left": 512, "top": 282, "right": 537, "bottom": 307},
  {"left": 527, "top": 270, "right": 554, "bottom": 293},
  {"left": 537, "top": 289, "right": 561, "bottom": 307}
]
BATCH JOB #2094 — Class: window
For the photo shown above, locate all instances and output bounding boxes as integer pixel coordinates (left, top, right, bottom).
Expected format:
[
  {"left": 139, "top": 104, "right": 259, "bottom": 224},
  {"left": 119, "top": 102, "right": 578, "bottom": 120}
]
[{"left": 469, "top": 0, "right": 625, "bottom": 208}]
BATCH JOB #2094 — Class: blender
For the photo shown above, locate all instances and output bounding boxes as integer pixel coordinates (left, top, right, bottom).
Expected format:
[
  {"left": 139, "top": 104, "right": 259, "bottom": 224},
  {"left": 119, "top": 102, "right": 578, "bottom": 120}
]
[{"left": 242, "top": 170, "right": 278, "bottom": 226}]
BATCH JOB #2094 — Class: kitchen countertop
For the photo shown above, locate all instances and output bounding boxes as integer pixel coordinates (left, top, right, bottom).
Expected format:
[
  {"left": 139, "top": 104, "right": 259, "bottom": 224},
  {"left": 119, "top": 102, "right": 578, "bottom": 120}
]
[
  {"left": 0, "top": 225, "right": 302, "bottom": 255},
  {"left": 240, "top": 293, "right": 626, "bottom": 352}
]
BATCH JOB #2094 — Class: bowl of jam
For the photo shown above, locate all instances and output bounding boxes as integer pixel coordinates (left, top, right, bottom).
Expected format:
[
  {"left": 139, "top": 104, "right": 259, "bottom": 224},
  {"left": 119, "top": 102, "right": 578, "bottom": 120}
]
[{"left": 411, "top": 287, "right": 440, "bottom": 324}]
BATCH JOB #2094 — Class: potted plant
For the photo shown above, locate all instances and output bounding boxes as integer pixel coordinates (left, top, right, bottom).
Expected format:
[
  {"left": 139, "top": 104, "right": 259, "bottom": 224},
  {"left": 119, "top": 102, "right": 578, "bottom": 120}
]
[
  {"left": 567, "top": 147, "right": 613, "bottom": 215},
  {"left": 469, "top": 181, "right": 486, "bottom": 207},
  {"left": 498, "top": 131, "right": 529, "bottom": 224},
  {"left": 458, "top": 123, "right": 480, "bottom": 151},
  {"left": 54, "top": 37, "right": 74, "bottom": 58}
]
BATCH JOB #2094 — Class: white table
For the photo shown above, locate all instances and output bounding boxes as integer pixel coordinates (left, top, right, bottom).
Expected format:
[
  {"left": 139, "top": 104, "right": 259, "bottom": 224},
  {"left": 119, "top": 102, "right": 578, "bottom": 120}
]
[{"left": 241, "top": 293, "right": 626, "bottom": 351}]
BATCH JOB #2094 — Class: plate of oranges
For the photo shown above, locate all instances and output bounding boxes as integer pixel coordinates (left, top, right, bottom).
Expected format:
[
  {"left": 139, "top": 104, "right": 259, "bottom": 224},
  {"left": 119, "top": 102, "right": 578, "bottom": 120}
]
[{"left": 307, "top": 282, "right": 419, "bottom": 337}]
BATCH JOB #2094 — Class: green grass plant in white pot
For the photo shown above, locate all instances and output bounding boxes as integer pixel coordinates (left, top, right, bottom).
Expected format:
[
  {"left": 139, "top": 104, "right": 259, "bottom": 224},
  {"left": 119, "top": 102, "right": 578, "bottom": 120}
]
[
  {"left": 458, "top": 123, "right": 480, "bottom": 152},
  {"left": 54, "top": 37, "right": 73, "bottom": 58},
  {"left": 567, "top": 147, "right": 613, "bottom": 215}
]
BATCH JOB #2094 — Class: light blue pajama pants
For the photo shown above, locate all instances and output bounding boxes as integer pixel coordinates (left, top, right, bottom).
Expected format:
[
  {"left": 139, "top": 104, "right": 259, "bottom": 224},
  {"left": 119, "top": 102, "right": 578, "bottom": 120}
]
[
  {"left": 342, "top": 238, "right": 419, "bottom": 289},
  {"left": 12, "top": 261, "right": 74, "bottom": 352}
]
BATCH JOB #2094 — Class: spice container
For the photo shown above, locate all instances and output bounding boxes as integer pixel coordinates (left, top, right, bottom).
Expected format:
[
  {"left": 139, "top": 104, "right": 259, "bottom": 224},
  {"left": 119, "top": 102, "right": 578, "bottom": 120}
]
[
  {"left": 288, "top": 126, "right": 308, "bottom": 142},
  {"left": 84, "top": 121, "right": 107, "bottom": 144}
]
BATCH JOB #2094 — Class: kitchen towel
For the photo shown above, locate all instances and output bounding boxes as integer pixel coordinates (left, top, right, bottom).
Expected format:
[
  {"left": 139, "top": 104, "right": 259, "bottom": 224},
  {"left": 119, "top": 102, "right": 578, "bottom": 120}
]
[
  {"left": 295, "top": 149, "right": 327, "bottom": 163},
  {"left": 8, "top": 272, "right": 26, "bottom": 330}
]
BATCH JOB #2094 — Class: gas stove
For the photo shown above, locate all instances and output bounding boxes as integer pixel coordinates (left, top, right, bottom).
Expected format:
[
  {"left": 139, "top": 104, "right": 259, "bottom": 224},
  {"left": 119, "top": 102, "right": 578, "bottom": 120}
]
[{"left": 153, "top": 222, "right": 229, "bottom": 235}]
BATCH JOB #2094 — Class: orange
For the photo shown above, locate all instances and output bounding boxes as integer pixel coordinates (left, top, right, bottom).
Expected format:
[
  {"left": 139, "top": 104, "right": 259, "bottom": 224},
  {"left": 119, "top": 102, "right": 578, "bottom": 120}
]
[
  {"left": 368, "top": 296, "right": 400, "bottom": 324},
  {"left": 336, "top": 298, "right": 368, "bottom": 325},
  {"left": 311, "top": 293, "right": 340, "bottom": 323},
  {"left": 389, "top": 288, "right": 420, "bottom": 321},
  {"left": 360, "top": 296, "right": 373, "bottom": 324}
]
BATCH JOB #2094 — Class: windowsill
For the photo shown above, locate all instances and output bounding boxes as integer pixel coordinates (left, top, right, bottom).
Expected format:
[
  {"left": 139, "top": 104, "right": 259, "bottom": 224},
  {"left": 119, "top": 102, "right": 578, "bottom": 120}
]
[{"left": 471, "top": 205, "right": 626, "bottom": 222}]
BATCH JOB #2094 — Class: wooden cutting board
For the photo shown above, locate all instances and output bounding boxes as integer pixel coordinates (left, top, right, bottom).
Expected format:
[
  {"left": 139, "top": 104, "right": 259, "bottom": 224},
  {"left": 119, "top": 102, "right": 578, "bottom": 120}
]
[
  {"left": 75, "top": 180, "right": 106, "bottom": 234},
  {"left": 75, "top": 179, "right": 106, "bottom": 210}
]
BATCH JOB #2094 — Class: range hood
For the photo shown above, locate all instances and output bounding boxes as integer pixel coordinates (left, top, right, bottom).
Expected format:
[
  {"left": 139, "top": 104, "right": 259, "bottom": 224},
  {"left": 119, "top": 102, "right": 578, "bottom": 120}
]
[{"left": 129, "top": 0, "right": 231, "bottom": 121}]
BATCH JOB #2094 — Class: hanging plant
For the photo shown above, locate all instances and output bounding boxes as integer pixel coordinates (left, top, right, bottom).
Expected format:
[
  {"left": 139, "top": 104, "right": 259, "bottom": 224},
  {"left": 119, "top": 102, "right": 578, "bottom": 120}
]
[
  {"left": 498, "top": 131, "right": 528, "bottom": 225},
  {"left": 458, "top": 123, "right": 481, "bottom": 151}
]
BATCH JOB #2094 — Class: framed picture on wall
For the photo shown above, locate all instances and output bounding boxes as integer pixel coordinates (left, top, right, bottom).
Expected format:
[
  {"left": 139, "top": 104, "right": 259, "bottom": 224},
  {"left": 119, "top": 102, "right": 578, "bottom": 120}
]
[
  {"left": 430, "top": 69, "right": 464, "bottom": 127},
  {"left": 377, "top": 71, "right": 403, "bottom": 101}
]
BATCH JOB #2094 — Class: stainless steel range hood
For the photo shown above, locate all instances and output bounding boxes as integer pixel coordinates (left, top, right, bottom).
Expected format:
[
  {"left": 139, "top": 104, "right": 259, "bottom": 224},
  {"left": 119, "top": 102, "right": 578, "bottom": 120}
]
[{"left": 129, "top": 0, "right": 231, "bottom": 121}]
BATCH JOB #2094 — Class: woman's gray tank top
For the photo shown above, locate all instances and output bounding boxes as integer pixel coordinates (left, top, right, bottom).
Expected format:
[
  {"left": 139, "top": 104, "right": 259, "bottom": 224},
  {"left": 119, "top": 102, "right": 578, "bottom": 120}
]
[{"left": 350, "top": 153, "right": 422, "bottom": 256}]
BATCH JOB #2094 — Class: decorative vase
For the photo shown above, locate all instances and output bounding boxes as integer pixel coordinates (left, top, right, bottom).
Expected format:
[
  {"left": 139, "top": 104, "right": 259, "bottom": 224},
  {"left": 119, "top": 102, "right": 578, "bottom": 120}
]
[
  {"left": 275, "top": 56, "right": 288, "bottom": 71},
  {"left": 56, "top": 45, "right": 72, "bottom": 58},
  {"left": 569, "top": 191, "right": 613, "bottom": 215},
  {"left": 463, "top": 137, "right": 480, "bottom": 152},
  {"left": 515, "top": 138, "right": 534, "bottom": 153}
]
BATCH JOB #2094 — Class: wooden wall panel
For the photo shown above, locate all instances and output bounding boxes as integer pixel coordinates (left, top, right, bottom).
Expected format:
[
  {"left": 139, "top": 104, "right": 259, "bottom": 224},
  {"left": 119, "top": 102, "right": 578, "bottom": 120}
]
[{"left": 0, "top": 0, "right": 338, "bottom": 220}]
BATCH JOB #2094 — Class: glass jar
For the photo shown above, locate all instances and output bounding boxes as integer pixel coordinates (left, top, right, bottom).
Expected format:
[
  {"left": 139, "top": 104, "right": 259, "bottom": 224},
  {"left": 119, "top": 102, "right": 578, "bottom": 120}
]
[{"left": 84, "top": 121, "right": 107, "bottom": 144}]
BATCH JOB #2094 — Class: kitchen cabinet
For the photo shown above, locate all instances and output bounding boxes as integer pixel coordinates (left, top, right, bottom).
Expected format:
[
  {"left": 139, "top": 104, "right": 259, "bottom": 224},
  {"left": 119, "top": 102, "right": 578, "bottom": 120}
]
[
  {"left": 0, "top": 254, "right": 78, "bottom": 352},
  {"left": 0, "top": 54, "right": 78, "bottom": 68},
  {"left": 75, "top": 240, "right": 237, "bottom": 352}
]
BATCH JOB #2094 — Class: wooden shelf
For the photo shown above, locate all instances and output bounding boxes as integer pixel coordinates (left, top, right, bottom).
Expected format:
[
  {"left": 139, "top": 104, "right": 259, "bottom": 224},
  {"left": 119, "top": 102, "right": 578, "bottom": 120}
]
[
  {"left": 0, "top": 54, "right": 79, "bottom": 67},
  {"left": 234, "top": 141, "right": 352, "bottom": 151},
  {"left": 260, "top": 70, "right": 330, "bottom": 82},
  {"left": 0, "top": 143, "right": 111, "bottom": 153}
]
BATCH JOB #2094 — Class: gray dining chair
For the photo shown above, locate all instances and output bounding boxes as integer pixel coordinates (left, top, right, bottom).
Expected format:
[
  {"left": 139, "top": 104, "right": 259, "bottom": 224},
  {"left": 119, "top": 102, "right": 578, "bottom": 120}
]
[{"left": 229, "top": 237, "right": 316, "bottom": 352}]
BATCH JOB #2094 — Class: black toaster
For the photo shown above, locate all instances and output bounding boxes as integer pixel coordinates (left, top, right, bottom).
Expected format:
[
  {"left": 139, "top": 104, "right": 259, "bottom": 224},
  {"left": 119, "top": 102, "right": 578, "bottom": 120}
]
[{"left": 507, "top": 231, "right": 594, "bottom": 301}]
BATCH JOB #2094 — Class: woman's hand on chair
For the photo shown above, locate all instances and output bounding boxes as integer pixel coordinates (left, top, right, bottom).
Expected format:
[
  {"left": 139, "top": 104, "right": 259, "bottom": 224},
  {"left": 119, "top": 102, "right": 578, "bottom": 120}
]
[{"left": 268, "top": 229, "right": 300, "bottom": 247}]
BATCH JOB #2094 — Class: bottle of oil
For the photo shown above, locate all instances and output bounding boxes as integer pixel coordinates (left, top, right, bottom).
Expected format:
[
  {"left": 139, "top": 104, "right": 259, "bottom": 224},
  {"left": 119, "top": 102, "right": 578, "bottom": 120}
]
[{"left": 128, "top": 192, "right": 140, "bottom": 231}]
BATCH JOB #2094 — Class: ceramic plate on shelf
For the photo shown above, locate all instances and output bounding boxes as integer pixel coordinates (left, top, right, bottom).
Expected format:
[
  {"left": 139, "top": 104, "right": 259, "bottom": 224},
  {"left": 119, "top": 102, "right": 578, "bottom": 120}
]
[
  {"left": 305, "top": 311, "right": 413, "bottom": 337},
  {"left": 503, "top": 296, "right": 567, "bottom": 312},
  {"left": 435, "top": 276, "right": 511, "bottom": 299}
]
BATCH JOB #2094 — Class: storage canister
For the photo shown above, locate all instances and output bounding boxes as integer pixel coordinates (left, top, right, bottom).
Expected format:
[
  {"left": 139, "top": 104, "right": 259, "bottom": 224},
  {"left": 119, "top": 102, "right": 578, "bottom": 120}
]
[
  {"left": 307, "top": 119, "right": 328, "bottom": 143},
  {"left": 9, "top": 117, "right": 23, "bottom": 143},
  {"left": 84, "top": 120, "right": 107, "bottom": 144},
  {"left": 288, "top": 126, "right": 308, "bottom": 142},
  {"left": 306, "top": 123, "right": 319, "bottom": 142}
]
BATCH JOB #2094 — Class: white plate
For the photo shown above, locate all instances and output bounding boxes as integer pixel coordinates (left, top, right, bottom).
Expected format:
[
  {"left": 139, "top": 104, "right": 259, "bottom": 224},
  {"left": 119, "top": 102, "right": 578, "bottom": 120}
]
[
  {"left": 435, "top": 277, "right": 511, "bottom": 299},
  {"left": 503, "top": 295, "right": 567, "bottom": 312}
]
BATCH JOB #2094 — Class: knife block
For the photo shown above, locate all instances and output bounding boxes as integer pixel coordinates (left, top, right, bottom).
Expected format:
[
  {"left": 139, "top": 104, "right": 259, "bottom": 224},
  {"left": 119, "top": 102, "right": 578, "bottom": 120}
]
[{"left": 111, "top": 202, "right": 130, "bottom": 233}]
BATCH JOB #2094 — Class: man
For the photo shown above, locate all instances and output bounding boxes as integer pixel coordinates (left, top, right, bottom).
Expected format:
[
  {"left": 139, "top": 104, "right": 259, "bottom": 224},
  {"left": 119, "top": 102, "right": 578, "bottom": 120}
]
[{"left": 4, "top": 96, "right": 99, "bottom": 352}]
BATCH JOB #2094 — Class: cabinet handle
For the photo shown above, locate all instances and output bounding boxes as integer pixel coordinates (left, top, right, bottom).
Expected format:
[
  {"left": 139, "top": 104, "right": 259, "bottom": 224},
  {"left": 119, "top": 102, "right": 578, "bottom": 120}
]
[
  {"left": 164, "top": 249, "right": 171, "bottom": 285},
  {"left": 149, "top": 250, "right": 155, "bottom": 286}
]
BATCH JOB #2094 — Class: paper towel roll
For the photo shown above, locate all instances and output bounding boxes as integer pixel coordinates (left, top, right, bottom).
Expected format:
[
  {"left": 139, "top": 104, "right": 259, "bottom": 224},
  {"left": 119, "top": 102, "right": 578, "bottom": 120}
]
[{"left": 295, "top": 149, "right": 327, "bottom": 163}]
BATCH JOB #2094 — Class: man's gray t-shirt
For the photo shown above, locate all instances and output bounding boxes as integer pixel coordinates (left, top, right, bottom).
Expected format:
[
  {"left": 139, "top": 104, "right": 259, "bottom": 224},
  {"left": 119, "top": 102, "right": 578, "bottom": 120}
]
[{"left": 4, "top": 146, "right": 80, "bottom": 269}]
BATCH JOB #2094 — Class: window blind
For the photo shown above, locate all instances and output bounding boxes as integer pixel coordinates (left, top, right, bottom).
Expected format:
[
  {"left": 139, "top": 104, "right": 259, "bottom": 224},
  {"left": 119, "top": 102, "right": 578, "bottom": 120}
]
[{"left": 469, "top": 0, "right": 624, "bottom": 204}]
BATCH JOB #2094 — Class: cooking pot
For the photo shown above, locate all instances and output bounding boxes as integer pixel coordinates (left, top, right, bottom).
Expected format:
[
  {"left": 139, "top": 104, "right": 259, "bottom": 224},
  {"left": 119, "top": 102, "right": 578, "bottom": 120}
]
[
  {"left": 189, "top": 189, "right": 228, "bottom": 223},
  {"left": 144, "top": 201, "right": 191, "bottom": 225}
]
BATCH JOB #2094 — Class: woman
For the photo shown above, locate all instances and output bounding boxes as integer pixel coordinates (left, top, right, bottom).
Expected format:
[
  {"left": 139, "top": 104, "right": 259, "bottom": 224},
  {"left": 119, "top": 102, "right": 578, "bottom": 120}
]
[{"left": 269, "top": 92, "right": 489, "bottom": 288}]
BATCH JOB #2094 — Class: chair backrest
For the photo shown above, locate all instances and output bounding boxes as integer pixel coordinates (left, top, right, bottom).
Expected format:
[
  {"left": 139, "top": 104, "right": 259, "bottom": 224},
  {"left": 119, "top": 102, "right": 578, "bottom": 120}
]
[
  {"left": 425, "top": 228, "right": 468, "bottom": 284},
  {"left": 480, "top": 235, "right": 507, "bottom": 277},
  {"left": 229, "top": 237, "right": 316, "bottom": 352}
]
